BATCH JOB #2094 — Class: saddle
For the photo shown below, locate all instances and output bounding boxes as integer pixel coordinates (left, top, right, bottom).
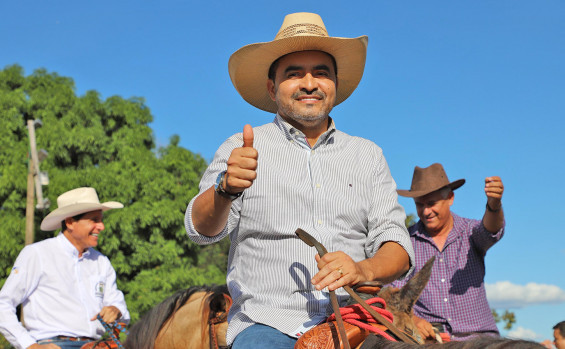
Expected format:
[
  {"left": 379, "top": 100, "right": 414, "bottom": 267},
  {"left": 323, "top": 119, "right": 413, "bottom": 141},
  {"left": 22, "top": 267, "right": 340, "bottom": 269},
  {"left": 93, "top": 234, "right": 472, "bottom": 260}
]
[
  {"left": 80, "top": 322, "right": 127, "bottom": 349},
  {"left": 295, "top": 283, "right": 394, "bottom": 349}
]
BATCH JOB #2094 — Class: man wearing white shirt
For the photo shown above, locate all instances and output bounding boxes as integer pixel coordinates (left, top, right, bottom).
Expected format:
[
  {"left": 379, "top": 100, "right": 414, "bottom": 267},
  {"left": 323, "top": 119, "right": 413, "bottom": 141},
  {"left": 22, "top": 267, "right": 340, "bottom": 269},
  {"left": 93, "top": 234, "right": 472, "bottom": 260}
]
[{"left": 0, "top": 187, "right": 130, "bottom": 349}]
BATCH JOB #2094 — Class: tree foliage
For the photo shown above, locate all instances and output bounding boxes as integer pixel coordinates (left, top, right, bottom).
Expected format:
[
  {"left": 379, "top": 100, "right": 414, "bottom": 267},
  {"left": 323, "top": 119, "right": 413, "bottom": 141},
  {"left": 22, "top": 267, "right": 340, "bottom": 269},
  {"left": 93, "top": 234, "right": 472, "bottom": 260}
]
[
  {"left": 492, "top": 309, "right": 516, "bottom": 330},
  {"left": 405, "top": 213, "right": 417, "bottom": 228},
  {"left": 0, "top": 65, "right": 228, "bottom": 324}
]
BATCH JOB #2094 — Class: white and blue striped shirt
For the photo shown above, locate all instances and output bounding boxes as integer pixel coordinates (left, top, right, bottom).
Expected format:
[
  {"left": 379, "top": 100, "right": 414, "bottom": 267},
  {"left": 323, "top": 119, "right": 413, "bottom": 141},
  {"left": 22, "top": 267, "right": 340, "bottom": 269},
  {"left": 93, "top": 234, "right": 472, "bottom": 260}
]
[{"left": 185, "top": 114, "right": 414, "bottom": 344}]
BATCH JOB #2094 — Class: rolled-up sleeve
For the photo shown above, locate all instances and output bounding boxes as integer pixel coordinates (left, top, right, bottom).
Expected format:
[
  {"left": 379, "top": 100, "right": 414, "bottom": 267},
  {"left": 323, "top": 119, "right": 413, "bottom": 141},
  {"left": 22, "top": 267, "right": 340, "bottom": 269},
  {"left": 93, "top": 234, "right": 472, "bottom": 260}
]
[
  {"left": 185, "top": 135, "right": 243, "bottom": 245},
  {"left": 365, "top": 148, "right": 415, "bottom": 277}
]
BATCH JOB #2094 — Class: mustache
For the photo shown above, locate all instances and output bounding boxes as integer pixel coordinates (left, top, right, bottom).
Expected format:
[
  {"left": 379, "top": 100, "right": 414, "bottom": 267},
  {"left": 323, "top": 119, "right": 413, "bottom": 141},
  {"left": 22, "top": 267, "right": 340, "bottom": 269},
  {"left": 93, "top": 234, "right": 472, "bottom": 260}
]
[{"left": 291, "top": 90, "right": 326, "bottom": 99}]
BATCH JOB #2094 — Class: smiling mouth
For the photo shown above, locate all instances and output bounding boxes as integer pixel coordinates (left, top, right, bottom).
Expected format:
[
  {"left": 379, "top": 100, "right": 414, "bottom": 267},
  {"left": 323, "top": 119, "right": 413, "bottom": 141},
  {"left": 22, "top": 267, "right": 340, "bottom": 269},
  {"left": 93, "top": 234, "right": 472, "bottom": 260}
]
[{"left": 297, "top": 96, "right": 321, "bottom": 102}]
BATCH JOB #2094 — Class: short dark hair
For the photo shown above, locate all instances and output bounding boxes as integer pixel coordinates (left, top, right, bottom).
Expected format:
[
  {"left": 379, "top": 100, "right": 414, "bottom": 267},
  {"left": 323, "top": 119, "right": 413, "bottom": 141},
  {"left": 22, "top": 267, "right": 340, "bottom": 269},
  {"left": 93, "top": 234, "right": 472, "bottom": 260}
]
[
  {"left": 60, "top": 212, "right": 88, "bottom": 231},
  {"left": 554, "top": 321, "right": 565, "bottom": 335},
  {"left": 268, "top": 51, "right": 338, "bottom": 81}
]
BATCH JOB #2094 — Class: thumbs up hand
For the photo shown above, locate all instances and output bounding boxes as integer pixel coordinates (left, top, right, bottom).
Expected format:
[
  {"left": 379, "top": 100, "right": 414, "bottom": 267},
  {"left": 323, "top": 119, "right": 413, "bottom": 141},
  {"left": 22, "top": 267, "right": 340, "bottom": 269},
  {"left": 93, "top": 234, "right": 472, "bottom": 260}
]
[{"left": 223, "top": 124, "right": 258, "bottom": 196}]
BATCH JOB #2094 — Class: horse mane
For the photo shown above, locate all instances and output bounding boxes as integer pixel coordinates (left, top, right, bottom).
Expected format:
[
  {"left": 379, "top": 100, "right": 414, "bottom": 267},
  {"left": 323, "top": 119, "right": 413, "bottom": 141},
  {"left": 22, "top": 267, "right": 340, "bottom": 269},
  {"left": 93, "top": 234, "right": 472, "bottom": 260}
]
[{"left": 124, "top": 284, "right": 229, "bottom": 349}]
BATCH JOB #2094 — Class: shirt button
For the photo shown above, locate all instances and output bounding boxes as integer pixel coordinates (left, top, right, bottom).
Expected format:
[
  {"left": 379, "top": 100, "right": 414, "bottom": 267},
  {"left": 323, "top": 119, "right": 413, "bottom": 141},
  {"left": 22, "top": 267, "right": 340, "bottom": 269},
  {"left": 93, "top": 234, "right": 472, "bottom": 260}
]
[
  {"left": 316, "top": 183, "right": 321, "bottom": 188},
  {"left": 441, "top": 279, "right": 445, "bottom": 282},
  {"left": 317, "top": 220, "right": 323, "bottom": 225},
  {"left": 448, "top": 318, "right": 452, "bottom": 321},
  {"left": 444, "top": 298, "right": 448, "bottom": 302},
  {"left": 311, "top": 150, "right": 315, "bottom": 154},
  {"left": 439, "top": 258, "right": 444, "bottom": 262}
]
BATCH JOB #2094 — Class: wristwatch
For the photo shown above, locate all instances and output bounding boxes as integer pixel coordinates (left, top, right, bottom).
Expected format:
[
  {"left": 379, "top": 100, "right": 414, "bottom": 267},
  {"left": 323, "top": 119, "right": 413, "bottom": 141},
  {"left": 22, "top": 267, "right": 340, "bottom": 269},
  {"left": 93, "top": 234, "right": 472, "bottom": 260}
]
[{"left": 215, "top": 171, "right": 242, "bottom": 200}]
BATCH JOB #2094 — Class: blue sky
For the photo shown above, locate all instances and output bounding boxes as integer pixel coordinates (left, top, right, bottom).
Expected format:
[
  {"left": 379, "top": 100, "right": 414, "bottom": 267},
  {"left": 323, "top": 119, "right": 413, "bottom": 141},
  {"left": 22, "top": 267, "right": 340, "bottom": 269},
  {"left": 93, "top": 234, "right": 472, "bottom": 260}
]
[{"left": 2, "top": 0, "right": 564, "bottom": 343}]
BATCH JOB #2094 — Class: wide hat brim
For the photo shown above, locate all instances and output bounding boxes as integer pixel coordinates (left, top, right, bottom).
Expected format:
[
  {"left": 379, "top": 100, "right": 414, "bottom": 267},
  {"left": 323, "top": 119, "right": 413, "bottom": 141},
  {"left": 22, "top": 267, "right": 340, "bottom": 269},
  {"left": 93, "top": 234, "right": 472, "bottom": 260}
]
[
  {"left": 228, "top": 35, "right": 368, "bottom": 113},
  {"left": 397, "top": 179, "right": 466, "bottom": 198},
  {"left": 40, "top": 201, "right": 123, "bottom": 231}
]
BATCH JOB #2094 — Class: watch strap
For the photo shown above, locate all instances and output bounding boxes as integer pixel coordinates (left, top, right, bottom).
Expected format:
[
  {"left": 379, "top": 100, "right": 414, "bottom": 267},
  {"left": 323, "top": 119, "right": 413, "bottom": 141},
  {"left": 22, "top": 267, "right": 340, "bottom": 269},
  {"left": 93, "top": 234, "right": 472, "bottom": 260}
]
[{"left": 215, "top": 171, "right": 242, "bottom": 201}]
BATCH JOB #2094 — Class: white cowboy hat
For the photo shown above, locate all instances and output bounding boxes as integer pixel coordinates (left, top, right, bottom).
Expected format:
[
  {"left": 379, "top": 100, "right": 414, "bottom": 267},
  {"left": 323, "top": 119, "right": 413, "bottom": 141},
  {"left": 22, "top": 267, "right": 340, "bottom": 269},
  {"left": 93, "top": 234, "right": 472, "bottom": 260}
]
[
  {"left": 40, "top": 187, "right": 123, "bottom": 231},
  {"left": 228, "top": 12, "right": 368, "bottom": 113}
]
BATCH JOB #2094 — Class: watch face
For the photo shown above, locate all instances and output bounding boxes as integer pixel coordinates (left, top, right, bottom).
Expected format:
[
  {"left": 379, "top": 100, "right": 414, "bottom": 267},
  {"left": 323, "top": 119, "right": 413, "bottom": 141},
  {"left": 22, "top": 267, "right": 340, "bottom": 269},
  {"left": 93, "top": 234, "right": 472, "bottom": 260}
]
[{"left": 215, "top": 171, "right": 224, "bottom": 191}]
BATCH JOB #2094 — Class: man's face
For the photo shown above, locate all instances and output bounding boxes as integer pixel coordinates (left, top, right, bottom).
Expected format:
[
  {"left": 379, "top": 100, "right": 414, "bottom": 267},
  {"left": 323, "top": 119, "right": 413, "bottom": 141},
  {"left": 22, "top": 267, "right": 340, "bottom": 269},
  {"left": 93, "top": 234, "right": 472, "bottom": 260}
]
[
  {"left": 64, "top": 210, "right": 105, "bottom": 254},
  {"left": 267, "top": 50, "right": 337, "bottom": 129},
  {"left": 555, "top": 329, "right": 565, "bottom": 349},
  {"left": 414, "top": 190, "right": 454, "bottom": 236}
]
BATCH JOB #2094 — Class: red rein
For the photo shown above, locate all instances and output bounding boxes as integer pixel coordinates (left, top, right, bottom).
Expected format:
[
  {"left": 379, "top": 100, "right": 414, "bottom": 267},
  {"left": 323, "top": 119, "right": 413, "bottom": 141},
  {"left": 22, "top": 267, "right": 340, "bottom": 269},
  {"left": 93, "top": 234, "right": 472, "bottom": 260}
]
[{"left": 326, "top": 297, "right": 397, "bottom": 342}]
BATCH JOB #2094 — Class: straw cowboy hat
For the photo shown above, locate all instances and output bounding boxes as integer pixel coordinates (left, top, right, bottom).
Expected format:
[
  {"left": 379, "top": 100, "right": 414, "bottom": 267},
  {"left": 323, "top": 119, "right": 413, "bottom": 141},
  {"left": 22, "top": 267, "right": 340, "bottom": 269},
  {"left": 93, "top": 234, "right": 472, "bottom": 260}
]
[
  {"left": 40, "top": 187, "right": 123, "bottom": 231},
  {"left": 228, "top": 12, "right": 368, "bottom": 113},
  {"left": 397, "top": 163, "right": 466, "bottom": 198}
]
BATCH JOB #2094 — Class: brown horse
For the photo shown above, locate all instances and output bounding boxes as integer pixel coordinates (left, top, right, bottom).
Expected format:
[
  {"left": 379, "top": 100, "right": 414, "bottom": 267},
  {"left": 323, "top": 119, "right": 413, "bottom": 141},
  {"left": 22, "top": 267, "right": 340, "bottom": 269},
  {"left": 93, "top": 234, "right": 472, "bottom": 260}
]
[{"left": 123, "top": 284, "right": 231, "bottom": 349}]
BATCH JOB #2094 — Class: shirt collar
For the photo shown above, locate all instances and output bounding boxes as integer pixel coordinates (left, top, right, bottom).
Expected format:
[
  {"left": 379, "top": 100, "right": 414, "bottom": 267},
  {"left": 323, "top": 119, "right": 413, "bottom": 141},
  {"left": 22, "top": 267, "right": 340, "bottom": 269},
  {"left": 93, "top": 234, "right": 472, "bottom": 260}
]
[
  {"left": 412, "top": 212, "right": 462, "bottom": 242},
  {"left": 273, "top": 113, "right": 336, "bottom": 149},
  {"left": 57, "top": 232, "right": 91, "bottom": 258}
]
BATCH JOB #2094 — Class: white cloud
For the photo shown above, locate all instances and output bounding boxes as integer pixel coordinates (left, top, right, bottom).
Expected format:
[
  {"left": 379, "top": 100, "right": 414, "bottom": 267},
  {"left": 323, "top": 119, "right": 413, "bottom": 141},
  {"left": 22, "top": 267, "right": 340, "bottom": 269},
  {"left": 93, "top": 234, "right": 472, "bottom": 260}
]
[
  {"left": 486, "top": 281, "right": 565, "bottom": 309},
  {"left": 507, "top": 326, "right": 543, "bottom": 341}
]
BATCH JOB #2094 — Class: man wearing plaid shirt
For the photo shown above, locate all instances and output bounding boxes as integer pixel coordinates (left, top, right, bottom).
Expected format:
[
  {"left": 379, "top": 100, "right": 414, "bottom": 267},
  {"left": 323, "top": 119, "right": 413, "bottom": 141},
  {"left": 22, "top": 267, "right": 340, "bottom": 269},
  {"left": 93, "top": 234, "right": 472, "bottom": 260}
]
[{"left": 391, "top": 163, "right": 505, "bottom": 341}]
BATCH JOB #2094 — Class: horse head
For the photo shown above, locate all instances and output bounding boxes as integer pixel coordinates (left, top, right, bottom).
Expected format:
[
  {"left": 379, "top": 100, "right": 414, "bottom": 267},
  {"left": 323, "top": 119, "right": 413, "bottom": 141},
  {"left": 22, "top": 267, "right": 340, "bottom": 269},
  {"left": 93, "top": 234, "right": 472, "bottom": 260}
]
[{"left": 377, "top": 256, "right": 436, "bottom": 344}]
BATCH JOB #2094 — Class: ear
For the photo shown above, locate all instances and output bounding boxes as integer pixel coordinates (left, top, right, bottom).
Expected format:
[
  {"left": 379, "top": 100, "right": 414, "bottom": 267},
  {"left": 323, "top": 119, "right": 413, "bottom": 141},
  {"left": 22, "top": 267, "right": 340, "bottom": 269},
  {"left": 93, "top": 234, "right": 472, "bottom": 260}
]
[
  {"left": 267, "top": 79, "right": 276, "bottom": 101},
  {"left": 397, "top": 256, "right": 436, "bottom": 313},
  {"left": 64, "top": 217, "right": 75, "bottom": 232}
]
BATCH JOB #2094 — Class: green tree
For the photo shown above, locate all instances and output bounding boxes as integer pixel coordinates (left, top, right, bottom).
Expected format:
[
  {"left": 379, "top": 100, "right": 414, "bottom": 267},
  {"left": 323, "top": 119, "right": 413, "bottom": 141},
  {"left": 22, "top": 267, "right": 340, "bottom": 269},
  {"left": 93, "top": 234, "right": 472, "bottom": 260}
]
[
  {"left": 492, "top": 309, "right": 516, "bottom": 330},
  {"left": 0, "top": 65, "right": 228, "bottom": 325},
  {"left": 405, "top": 213, "right": 417, "bottom": 228}
]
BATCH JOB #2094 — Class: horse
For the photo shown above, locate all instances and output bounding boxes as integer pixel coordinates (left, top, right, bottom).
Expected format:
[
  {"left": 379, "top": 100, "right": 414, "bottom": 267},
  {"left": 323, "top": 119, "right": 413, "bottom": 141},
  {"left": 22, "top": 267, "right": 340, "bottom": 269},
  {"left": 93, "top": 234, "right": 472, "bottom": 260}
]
[
  {"left": 123, "top": 284, "right": 231, "bottom": 349},
  {"left": 123, "top": 261, "right": 545, "bottom": 349}
]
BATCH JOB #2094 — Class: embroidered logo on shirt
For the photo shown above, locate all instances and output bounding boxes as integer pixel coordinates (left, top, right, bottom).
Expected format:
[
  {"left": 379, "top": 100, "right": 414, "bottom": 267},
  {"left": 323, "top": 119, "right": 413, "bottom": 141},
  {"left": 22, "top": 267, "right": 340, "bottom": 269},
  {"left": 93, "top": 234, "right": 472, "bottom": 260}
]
[
  {"left": 95, "top": 281, "right": 105, "bottom": 297},
  {"left": 11, "top": 266, "right": 19, "bottom": 274}
]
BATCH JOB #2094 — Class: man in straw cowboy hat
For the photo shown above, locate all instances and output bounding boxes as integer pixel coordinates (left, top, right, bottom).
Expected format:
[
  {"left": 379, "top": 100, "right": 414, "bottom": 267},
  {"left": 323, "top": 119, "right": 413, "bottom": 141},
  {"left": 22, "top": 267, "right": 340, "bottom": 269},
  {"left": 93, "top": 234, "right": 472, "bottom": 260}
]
[
  {"left": 0, "top": 187, "right": 130, "bottom": 349},
  {"left": 389, "top": 163, "right": 505, "bottom": 341},
  {"left": 185, "top": 12, "right": 414, "bottom": 348}
]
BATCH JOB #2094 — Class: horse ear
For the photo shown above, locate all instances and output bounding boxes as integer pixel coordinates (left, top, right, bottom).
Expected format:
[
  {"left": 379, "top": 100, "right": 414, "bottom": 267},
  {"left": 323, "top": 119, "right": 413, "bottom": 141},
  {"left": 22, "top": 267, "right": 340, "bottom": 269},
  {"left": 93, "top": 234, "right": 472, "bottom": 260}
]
[{"left": 397, "top": 256, "right": 436, "bottom": 313}]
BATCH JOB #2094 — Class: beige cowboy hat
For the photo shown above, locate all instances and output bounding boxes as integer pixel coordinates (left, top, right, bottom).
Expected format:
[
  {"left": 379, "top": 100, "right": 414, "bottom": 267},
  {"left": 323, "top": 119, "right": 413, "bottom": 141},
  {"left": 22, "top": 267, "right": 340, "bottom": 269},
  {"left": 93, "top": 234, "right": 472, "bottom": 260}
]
[
  {"left": 40, "top": 187, "right": 123, "bottom": 231},
  {"left": 397, "top": 163, "right": 466, "bottom": 198},
  {"left": 228, "top": 12, "right": 368, "bottom": 113}
]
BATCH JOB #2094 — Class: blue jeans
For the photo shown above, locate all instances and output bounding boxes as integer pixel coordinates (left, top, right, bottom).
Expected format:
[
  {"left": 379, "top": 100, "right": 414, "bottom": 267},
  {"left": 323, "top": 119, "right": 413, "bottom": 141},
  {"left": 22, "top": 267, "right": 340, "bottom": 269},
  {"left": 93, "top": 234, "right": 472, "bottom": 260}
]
[
  {"left": 37, "top": 337, "right": 92, "bottom": 348},
  {"left": 232, "top": 323, "right": 297, "bottom": 349}
]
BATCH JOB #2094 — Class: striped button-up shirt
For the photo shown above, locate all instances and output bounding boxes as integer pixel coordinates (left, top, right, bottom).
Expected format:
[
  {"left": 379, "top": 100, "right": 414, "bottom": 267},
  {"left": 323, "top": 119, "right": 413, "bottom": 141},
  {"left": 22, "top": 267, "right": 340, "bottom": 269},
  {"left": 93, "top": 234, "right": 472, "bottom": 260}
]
[
  {"left": 185, "top": 114, "right": 414, "bottom": 344},
  {"left": 389, "top": 213, "right": 504, "bottom": 338}
]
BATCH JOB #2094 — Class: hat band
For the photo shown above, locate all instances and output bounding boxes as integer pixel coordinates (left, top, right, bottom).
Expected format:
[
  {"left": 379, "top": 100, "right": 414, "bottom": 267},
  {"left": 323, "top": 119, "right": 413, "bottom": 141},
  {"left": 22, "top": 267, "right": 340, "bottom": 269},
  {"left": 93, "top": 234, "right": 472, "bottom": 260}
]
[{"left": 276, "top": 24, "right": 329, "bottom": 40}]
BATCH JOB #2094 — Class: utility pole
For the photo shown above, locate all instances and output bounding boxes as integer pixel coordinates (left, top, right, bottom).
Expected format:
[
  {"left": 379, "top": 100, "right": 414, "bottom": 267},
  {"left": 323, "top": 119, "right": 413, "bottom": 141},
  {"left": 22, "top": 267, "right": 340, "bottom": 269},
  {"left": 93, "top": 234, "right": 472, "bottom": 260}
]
[{"left": 24, "top": 119, "right": 49, "bottom": 246}]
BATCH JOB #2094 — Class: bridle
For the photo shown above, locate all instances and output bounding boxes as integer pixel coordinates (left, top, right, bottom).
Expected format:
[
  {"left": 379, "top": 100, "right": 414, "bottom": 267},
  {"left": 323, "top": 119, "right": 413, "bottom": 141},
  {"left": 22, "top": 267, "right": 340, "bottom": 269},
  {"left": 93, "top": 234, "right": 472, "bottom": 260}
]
[{"left": 208, "top": 293, "right": 232, "bottom": 349}]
